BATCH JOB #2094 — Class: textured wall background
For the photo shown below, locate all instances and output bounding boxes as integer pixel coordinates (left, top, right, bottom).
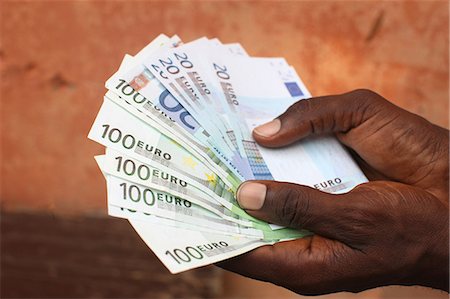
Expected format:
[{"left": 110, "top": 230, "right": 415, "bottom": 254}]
[{"left": 1, "top": 1, "right": 448, "bottom": 298}]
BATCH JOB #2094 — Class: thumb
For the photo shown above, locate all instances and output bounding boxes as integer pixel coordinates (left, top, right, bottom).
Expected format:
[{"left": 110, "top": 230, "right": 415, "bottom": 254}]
[
  {"left": 252, "top": 89, "right": 387, "bottom": 148},
  {"left": 236, "top": 180, "right": 363, "bottom": 241}
]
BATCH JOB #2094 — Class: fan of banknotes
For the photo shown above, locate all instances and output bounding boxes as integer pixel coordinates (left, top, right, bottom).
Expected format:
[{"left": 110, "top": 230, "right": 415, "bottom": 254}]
[{"left": 88, "top": 34, "right": 367, "bottom": 273}]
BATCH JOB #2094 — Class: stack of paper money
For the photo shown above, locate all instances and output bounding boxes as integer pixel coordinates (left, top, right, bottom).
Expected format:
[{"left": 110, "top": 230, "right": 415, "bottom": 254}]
[{"left": 88, "top": 34, "right": 367, "bottom": 273}]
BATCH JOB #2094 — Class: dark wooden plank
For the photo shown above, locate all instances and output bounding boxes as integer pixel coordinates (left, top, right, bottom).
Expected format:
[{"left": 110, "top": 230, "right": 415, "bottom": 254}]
[{"left": 1, "top": 212, "right": 223, "bottom": 298}]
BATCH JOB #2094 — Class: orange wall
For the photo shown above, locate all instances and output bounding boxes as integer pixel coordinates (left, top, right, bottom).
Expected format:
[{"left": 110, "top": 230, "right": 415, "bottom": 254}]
[{"left": 2, "top": 1, "right": 448, "bottom": 216}]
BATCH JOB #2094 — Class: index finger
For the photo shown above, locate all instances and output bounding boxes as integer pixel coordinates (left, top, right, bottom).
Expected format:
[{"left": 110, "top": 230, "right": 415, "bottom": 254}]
[{"left": 252, "top": 89, "right": 386, "bottom": 148}]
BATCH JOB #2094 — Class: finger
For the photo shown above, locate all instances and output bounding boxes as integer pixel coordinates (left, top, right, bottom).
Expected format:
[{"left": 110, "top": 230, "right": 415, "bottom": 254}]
[
  {"left": 216, "top": 236, "right": 368, "bottom": 295},
  {"left": 236, "top": 180, "right": 368, "bottom": 242},
  {"left": 348, "top": 147, "right": 390, "bottom": 181},
  {"left": 252, "top": 89, "right": 390, "bottom": 148}
]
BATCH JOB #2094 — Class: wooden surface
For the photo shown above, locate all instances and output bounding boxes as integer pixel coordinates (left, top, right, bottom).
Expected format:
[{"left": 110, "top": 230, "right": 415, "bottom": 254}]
[
  {"left": 1, "top": 212, "right": 222, "bottom": 298},
  {"left": 1, "top": 1, "right": 448, "bottom": 298},
  {"left": 2, "top": 211, "right": 447, "bottom": 298}
]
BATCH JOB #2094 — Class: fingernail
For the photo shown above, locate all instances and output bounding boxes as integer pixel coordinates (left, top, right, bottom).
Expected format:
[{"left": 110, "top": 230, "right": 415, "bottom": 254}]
[
  {"left": 254, "top": 119, "right": 281, "bottom": 137},
  {"left": 237, "top": 182, "right": 267, "bottom": 210}
]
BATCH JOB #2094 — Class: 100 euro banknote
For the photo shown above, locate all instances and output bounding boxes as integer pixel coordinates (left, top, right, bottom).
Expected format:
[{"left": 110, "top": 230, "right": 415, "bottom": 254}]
[{"left": 89, "top": 34, "right": 368, "bottom": 273}]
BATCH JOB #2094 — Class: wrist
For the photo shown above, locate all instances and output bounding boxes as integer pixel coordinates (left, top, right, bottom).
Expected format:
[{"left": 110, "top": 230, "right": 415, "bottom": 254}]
[{"left": 409, "top": 208, "right": 449, "bottom": 291}]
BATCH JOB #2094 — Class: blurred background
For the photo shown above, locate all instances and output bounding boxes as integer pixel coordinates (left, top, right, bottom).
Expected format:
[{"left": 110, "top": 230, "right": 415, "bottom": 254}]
[{"left": 1, "top": 0, "right": 448, "bottom": 298}]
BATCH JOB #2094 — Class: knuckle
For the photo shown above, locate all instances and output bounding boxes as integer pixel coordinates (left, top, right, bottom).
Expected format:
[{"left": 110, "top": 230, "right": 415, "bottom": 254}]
[
  {"left": 286, "top": 98, "right": 314, "bottom": 117},
  {"left": 353, "top": 89, "right": 382, "bottom": 111},
  {"left": 285, "top": 98, "right": 325, "bottom": 134},
  {"left": 348, "top": 89, "right": 385, "bottom": 110},
  {"left": 345, "top": 186, "right": 382, "bottom": 218},
  {"left": 274, "top": 186, "right": 311, "bottom": 228},
  {"left": 345, "top": 183, "right": 402, "bottom": 229},
  {"left": 333, "top": 188, "right": 386, "bottom": 244},
  {"left": 349, "top": 88, "right": 379, "bottom": 101}
]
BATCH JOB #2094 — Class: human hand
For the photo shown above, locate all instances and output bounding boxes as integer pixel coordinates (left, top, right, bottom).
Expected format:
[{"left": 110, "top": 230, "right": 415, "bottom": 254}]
[{"left": 217, "top": 89, "right": 449, "bottom": 294}]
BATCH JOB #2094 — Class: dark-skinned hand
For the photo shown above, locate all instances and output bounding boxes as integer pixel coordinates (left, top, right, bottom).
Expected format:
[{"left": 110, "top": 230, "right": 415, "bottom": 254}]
[{"left": 217, "top": 89, "right": 449, "bottom": 295}]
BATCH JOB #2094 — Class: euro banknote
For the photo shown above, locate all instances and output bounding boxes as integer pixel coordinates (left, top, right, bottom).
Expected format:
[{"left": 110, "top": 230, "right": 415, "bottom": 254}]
[{"left": 88, "top": 34, "right": 368, "bottom": 273}]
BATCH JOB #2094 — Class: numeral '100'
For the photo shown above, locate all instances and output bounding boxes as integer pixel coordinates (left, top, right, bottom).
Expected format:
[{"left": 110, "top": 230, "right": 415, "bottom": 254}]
[{"left": 165, "top": 247, "right": 204, "bottom": 264}]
